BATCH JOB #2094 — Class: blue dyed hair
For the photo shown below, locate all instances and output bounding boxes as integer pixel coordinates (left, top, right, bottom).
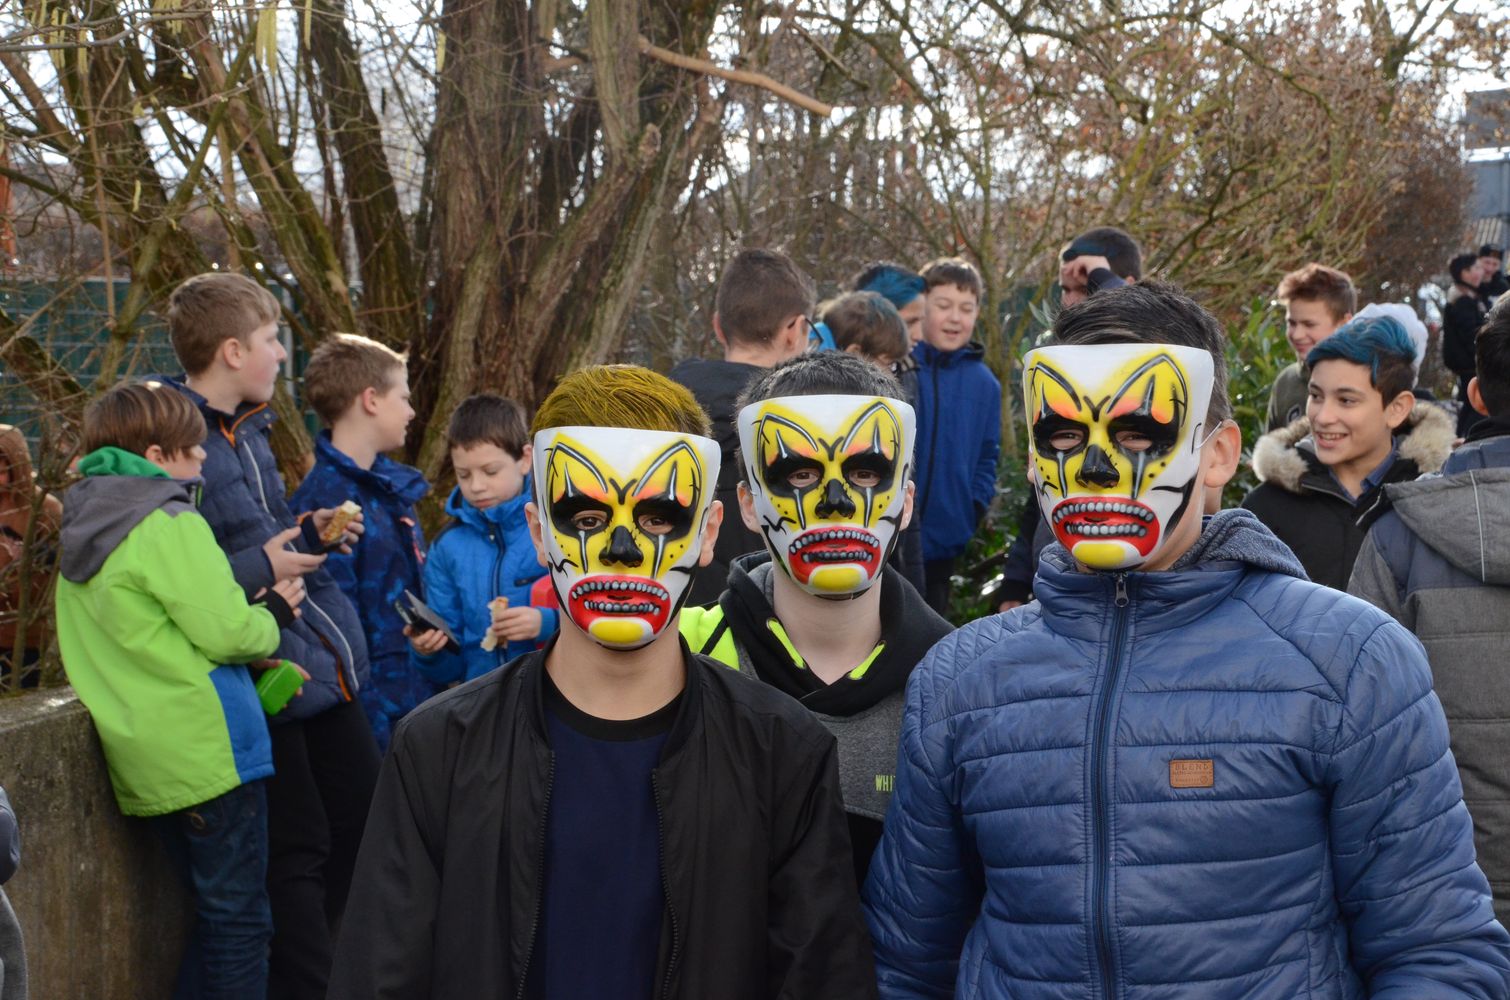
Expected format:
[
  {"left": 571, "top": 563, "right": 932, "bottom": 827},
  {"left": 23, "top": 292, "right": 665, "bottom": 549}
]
[
  {"left": 1305, "top": 315, "right": 1418, "bottom": 402},
  {"left": 854, "top": 263, "right": 926, "bottom": 309}
]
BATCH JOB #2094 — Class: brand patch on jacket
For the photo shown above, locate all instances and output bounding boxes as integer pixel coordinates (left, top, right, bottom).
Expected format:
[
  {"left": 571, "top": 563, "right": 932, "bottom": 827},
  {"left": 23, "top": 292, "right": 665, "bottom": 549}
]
[{"left": 1169, "top": 759, "right": 1214, "bottom": 788}]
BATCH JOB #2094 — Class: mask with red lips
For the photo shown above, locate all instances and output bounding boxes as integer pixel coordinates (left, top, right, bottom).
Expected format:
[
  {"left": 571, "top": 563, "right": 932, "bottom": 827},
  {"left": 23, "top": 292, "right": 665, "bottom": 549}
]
[
  {"left": 532, "top": 426, "right": 720, "bottom": 650},
  {"left": 738, "top": 394, "right": 915, "bottom": 597},
  {"left": 1022, "top": 343, "right": 1214, "bottom": 571}
]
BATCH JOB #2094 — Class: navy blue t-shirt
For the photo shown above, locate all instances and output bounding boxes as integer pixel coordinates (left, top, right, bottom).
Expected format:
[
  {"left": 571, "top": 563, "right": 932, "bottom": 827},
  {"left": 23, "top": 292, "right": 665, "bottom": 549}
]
[{"left": 532, "top": 671, "right": 679, "bottom": 1000}]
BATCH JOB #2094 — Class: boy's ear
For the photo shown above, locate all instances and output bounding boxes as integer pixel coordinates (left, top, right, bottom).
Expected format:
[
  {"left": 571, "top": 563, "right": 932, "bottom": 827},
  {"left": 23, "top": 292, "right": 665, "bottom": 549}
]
[
  {"left": 1384, "top": 390, "right": 1416, "bottom": 430},
  {"left": 143, "top": 443, "right": 169, "bottom": 468},
  {"left": 518, "top": 443, "right": 534, "bottom": 476},
  {"left": 712, "top": 313, "right": 728, "bottom": 350},
  {"left": 360, "top": 386, "right": 381, "bottom": 416},
  {"left": 736, "top": 482, "right": 761, "bottom": 534},
  {"left": 1468, "top": 377, "right": 1489, "bottom": 417},
  {"left": 219, "top": 335, "right": 246, "bottom": 372},
  {"left": 899, "top": 481, "right": 915, "bottom": 531},
  {"left": 696, "top": 500, "right": 725, "bottom": 568},
  {"left": 1199, "top": 420, "right": 1243, "bottom": 491},
  {"left": 524, "top": 502, "right": 548, "bottom": 568}
]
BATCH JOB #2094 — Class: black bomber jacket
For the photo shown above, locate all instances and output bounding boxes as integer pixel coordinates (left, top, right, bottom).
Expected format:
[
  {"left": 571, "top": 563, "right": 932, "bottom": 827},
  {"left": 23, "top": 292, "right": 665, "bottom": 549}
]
[{"left": 327, "top": 639, "right": 879, "bottom": 1000}]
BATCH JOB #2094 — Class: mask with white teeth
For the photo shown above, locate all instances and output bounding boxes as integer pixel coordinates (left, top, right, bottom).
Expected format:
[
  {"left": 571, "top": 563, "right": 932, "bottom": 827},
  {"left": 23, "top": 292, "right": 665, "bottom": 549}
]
[
  {"left": 533, "top": 426, "right": 720, "bottom": 650},
  {"left": 737, "top": 394, "right": 915, "bottom": 597},
  {"left": 1022, "top": 343, "right": 1215, "bottom": 571}
]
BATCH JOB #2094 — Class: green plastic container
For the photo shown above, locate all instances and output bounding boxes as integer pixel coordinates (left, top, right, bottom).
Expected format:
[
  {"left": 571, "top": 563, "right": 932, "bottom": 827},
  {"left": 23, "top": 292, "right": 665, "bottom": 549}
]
[{"left": 256, "top": 660, "right": 305, "bottom": 716}]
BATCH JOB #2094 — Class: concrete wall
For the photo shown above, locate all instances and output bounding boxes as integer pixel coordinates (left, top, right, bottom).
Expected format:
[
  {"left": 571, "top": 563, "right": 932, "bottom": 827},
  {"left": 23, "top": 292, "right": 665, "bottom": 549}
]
[{"left": 0, "top": 688, "right": 190, "bottom": 999}]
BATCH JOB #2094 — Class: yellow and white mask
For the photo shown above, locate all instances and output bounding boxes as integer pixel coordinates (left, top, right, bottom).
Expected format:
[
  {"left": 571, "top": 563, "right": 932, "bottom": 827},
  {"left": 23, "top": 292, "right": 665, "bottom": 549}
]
[
  {"left": 1022, "top": 343, "right": 1214, "bottom": 571},
  {"left": 738, "top": 394, "right": 915, "bottom": 596},
  {"left": 533, "top": 426, "right": 720, "bottom": 650}
]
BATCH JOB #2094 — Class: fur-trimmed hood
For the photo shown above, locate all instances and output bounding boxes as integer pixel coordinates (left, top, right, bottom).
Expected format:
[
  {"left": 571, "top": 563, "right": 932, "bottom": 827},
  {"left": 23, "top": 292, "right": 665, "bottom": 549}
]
[{"left": 1251, "top": 401, "right": 1455, "bottom": 495}]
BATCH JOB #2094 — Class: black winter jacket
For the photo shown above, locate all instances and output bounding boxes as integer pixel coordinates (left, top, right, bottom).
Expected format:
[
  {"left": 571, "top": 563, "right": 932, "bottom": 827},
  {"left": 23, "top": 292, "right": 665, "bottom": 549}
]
[
  {"left": 1240, "top": 402, "right": 1454, "bottom": 590},
  {"left": 327, "top": 641, "right": 879, "bottom": 1000},
  {"left": 668, "top": 357, "right": 767, "bottom": 606}
]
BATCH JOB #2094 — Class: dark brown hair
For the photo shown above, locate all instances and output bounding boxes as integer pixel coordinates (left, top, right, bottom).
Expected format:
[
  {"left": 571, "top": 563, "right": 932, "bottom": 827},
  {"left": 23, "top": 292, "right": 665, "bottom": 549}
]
[
  {"left": 447, "top": 394, "right": 531, "bottom": 458},
  {"left": 1052, "top": 281, "right": 1232, "bottom": 426},
  {"left": 821, "top": 291, "right": 909, "bottom": 361},
  {"left": 920, "top": 256, "right": 983, "bottom": 299},
  {"left": 167, "top": 273, "right": 281, "bottom": 376},
  {"left": 82, "top": 381, "right": 207, "bottom": 458},
  {"left": 302, "top": 334, "right": 408, "bottom": 426},
  {"left": 714, "top": 249, "right": 816, "bottom": 346}
]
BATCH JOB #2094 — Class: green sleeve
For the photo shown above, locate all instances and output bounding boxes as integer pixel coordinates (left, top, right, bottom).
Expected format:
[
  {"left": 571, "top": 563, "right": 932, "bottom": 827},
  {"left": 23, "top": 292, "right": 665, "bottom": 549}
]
[{"left": 140, "top": 510, "right": 282, "bottom": 665}]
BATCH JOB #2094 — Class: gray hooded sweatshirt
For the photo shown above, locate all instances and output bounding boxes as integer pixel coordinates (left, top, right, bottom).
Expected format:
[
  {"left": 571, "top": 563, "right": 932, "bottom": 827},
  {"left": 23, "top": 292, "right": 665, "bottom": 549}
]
[{"left": 1349, "top": 431, "right": 1510, "bottom": 923}]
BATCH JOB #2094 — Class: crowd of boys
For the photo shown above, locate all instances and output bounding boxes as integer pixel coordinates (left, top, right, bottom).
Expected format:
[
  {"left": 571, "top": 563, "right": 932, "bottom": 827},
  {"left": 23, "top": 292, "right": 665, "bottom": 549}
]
[{"left": 20, "top": 229, "right": 1510, "bottom": 998}]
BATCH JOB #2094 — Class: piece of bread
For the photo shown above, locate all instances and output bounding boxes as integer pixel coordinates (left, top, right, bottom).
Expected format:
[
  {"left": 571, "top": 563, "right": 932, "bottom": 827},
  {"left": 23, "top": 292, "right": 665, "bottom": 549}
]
[
  {"left": 479, "top": 597, "right": 510, "bottom": 651},
  {"left": 320, "top": 500, "right": 361, "bottom": 545}
]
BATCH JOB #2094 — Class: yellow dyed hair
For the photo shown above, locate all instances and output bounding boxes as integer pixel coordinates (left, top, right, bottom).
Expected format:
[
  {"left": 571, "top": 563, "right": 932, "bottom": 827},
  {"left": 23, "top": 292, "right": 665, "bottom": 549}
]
[{"left": 532, "top": 365, "right": 711, "bottom": 437}]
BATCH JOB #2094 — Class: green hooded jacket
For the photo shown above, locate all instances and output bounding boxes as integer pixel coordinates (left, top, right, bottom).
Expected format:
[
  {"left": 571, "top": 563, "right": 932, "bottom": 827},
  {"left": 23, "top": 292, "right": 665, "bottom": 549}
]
[{"left": 55, "top": 447, "right": 281, "bottom": 816}]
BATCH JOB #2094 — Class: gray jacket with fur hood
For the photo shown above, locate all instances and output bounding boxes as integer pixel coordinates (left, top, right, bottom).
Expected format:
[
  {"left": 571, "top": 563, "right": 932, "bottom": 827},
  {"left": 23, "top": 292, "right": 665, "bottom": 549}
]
[
  {"left": 1239, "top": 401, "right": 1454, "bottom": 590},
  {"left": 1348, "top": 424, "right": 1510, "bottom": 924}
]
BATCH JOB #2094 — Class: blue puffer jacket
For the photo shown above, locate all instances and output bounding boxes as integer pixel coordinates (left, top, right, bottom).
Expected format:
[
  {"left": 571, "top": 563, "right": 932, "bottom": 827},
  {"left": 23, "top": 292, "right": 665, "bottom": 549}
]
[
  {"left": 415, "top": 484, "right": 558, "bottom": 684},
  {"left": 290, "top": 433, "right": 438, "bottom": 750},
  {"left": 865, "top": 508, "right": 1510, "bottom": 998},
  {"left": 163, "top": 379, "right": 370, "bottom": 722},
  {"left": 912, "top": 340, "right": 1001, "bottom": 562}
]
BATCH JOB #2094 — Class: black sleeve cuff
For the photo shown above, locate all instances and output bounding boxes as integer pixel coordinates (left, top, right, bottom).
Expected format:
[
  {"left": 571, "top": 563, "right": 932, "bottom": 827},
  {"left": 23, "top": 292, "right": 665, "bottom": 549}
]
[
  {"left": 297, "top": 517, "right": 324, "bottom": 554},
  {"left": 255, "top": 588, "right": 296, "bottom": 629},
  {"left": 1087, "top": 267, "right": 1126, "bottom": 293}
]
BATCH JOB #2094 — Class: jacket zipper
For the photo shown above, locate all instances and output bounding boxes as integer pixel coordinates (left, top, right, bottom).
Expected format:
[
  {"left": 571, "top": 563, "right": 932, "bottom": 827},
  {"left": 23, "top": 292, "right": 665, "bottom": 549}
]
[
  {"left": 514, "top": 754, "right": 555, "bottom": 1000},
  {"left": 242, "top": 438, "right": 358, "bottom": 697},
  {"left": 919, "top": 362, "right": 942, "bottom": 524},
  {"left": 1091, "top": 573, "right": 1131, "bottom": 1000},
  {"left": 490, "top": 525, "right": 505, "bottom": 665},
  {"left": 651, "top": 770, "right": 681, "bottom": 1000}
]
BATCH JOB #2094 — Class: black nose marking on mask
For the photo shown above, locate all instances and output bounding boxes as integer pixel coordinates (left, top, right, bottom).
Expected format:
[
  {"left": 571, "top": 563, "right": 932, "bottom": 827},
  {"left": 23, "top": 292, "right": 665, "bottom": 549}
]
[
  {"left": 604, "top": 525, "right": 644, "bottom": 566},
  {"left": 1077, "top": 445, "right": 1120, "bottom": 489},
  {"left": 814, "top": 478, "right": 857, "bottom": 519}
]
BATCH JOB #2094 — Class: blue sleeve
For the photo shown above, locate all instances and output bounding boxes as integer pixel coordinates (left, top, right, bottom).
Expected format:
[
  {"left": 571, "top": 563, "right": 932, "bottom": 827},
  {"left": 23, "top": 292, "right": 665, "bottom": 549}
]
[
  {"left": 413, "top": 539, "right": 464, "bottom": 685},
  {"left": 1326, "top": 620, "right": 1510, "bottom": 995},
  {"left": 537, "top": 605, "right": 559, "bottom": 639},
  {"left": 228, "top": 545, "right": 275, "bottom": 596},
  {"left": 971, "top": 375, "right": 1002, "bottom": 515},
  {"left": 863, "top": 630, "right": 983, "bottom": 997}
]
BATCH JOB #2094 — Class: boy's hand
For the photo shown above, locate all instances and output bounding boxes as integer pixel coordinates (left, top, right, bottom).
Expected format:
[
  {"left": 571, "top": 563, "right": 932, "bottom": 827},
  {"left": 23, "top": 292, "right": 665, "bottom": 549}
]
[
  {"left": 312, "top": 507, "right": 364, "bottom": 554},
  {"left": 249, "top": 659, "right": 311, "bottom": 696},
  {"left": 493, "top": 606, "right": 542, "bottom": 642},
  {"left": 405, "top": 625, "right": 448, "bottom": 656},
  {"left": 264, "top": 526, "right": 327, "bottom": 580},
  {"left": 1059, "top": 254, "right": 1112, "bottom": 300},
  {"left": 272, "top": 577, "right": 306, "bottom": 616}
]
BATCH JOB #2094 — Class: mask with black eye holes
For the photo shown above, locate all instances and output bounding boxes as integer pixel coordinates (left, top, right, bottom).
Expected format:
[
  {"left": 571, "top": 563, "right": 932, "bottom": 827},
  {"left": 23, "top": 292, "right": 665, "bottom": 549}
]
[
  {"left": 1022, "top": 343, "right": 1215, "bottom": 571},
  {"left": 737, "top": 394, "right": 916, "bottom": 597},
  {"left": 533, "top": 426, "right": 720, "bottom": 650}
]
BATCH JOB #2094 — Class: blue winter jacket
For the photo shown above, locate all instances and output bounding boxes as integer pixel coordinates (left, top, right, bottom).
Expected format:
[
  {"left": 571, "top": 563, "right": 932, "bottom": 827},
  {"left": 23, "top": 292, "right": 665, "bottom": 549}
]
[
  {"left": 163, "top": 379, "right": 371, "bottom": 722},
  {"left": 864, "top": 508, "right": 1510, "bottom": 999},
  {"left": 290, "top": 433, "right": 437, "bottom": 750},
  {"left": 912, "top": 340, "right": 1001, "bottom": 562},
  {"left": 415, "top": 484, "right": 559, "bottom": 684}
]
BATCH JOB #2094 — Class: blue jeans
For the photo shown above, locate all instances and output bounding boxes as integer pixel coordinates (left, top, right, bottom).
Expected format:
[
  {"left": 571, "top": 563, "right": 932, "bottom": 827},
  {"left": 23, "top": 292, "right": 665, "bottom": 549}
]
[{"left": 150, "top": 781, "right": 272, "bottom": 1000}]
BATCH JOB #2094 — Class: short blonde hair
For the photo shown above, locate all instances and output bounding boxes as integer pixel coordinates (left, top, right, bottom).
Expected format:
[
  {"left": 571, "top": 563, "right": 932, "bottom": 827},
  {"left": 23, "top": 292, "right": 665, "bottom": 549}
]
[
  {"left": 532, "top": 366, "right": 710, "bottom": 437},
  {"left": 167, "top": 273, "right": 281, "bottom": 376},
  {"left": 302, "top": 334, "right": 408, "bottom": 426},
  {"left": 82, "top": 381, "right": 207, "bottom": 458}
]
